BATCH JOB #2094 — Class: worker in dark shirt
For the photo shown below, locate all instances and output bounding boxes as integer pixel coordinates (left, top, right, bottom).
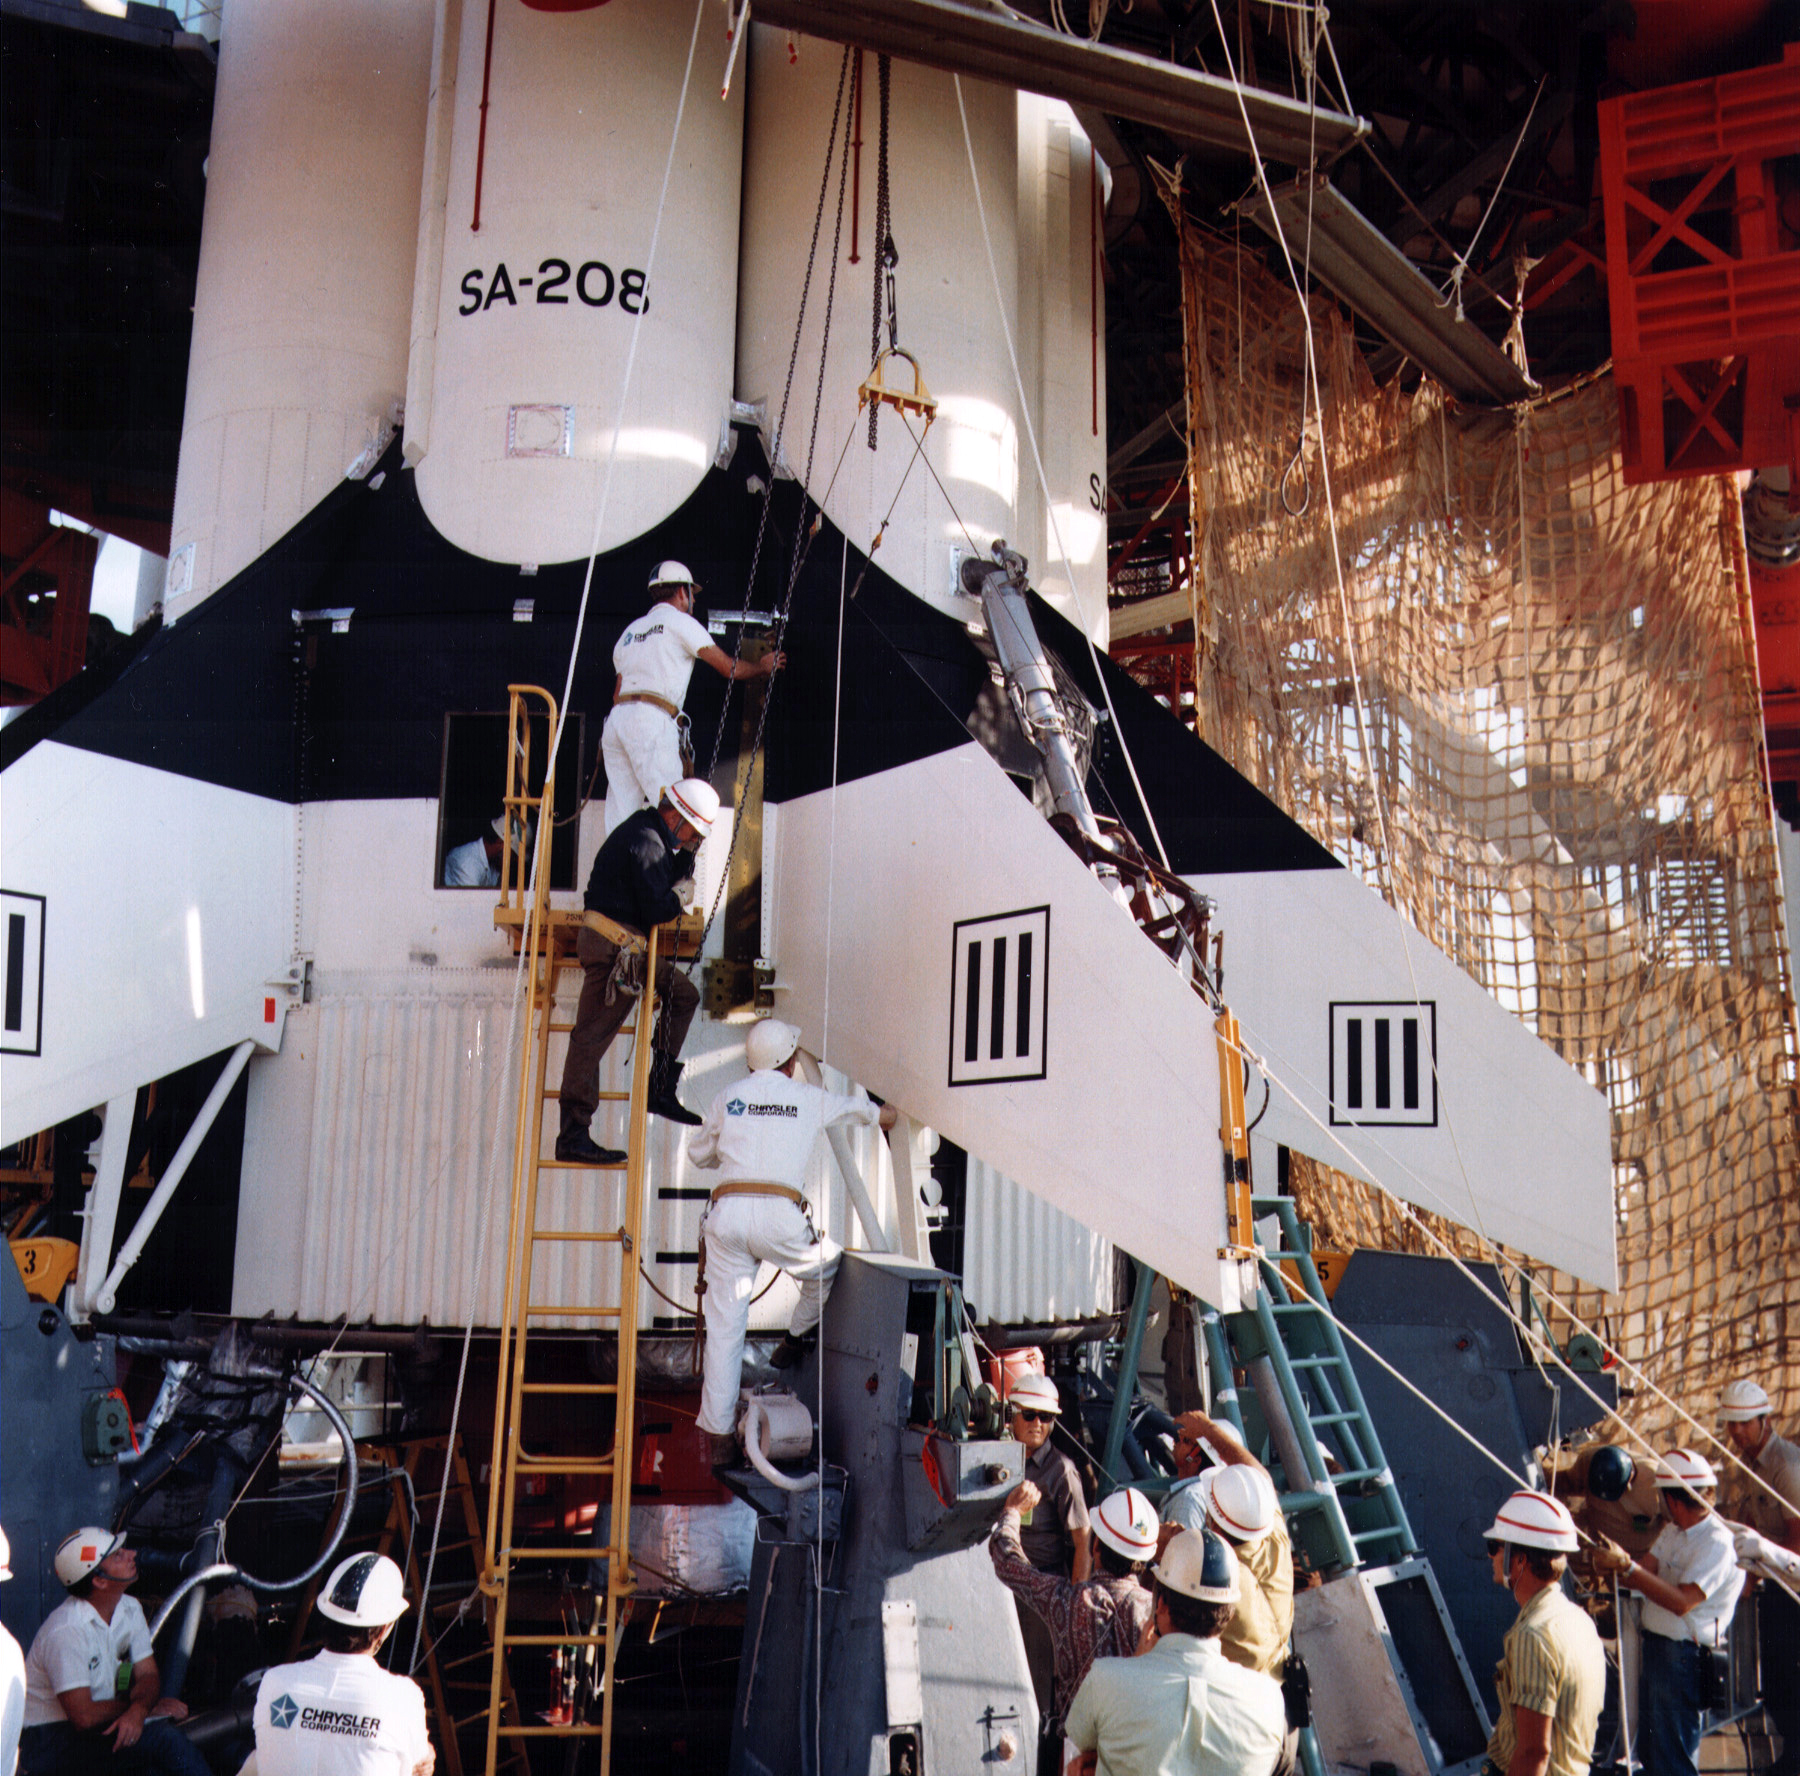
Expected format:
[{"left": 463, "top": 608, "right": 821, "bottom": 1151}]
[{"left": 556, "top": 778, "right": 720, "bottom": 1163}]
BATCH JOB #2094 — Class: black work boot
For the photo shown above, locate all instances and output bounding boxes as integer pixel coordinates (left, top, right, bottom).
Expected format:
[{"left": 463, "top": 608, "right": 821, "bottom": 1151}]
[
  {"left": 768, "top": 1333, "right": 812, "bottom": 1370},
  {"left": 647, "top": 1054, "right": 702, "bottom": 1126},
  {"left": 705, "top": 1430, "right": 741, "bottom": 1471},
  {"left": 554, "top": 1127, "right": 626, "bottom": 1165}
]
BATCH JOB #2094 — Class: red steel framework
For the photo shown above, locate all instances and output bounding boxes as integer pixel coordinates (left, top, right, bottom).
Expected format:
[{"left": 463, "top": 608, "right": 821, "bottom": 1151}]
[{"left": 1598, "top": 42, "right": 1800, "bottom": 485}]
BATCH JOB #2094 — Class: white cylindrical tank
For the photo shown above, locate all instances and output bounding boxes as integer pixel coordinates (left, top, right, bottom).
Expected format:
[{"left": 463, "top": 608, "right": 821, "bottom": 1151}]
[
  {"left": 737, "top": 31, "right": 1025, "bottom": 620},
  {"left": 1015, "top": 96, "right": 1110, "bottom": 644},
  {"left": 410, "top": 1, "right": 744, "bottom": 564},
  {"left": 736, "top": 39, "right": 1107, "bottom": 639},
  {"left": 166, "top": 0, "right": 436, "bottom": 620}
]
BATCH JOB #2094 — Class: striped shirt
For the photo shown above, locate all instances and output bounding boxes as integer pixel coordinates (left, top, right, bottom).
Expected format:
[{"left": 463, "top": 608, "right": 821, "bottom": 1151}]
[{"left": 1487, "top": 1583, "right": 1605, "bottom": 1776}]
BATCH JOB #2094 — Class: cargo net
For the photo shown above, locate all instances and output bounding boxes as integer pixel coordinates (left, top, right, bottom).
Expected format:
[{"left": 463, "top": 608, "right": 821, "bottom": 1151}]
[{"left": 1163, "top": 217, "right": 1800, "bottom": 1446}]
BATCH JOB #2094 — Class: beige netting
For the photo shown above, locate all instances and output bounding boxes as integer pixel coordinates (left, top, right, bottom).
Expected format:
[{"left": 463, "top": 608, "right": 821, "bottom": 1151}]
[{"left": 1159, "top": 206, "right": 1800, "bottom": 1447}]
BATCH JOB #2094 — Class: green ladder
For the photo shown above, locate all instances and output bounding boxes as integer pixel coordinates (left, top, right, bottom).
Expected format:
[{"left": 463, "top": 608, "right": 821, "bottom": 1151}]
[{"left": 1221, "top": 1194, "right": 1415, "bottom": 1576}]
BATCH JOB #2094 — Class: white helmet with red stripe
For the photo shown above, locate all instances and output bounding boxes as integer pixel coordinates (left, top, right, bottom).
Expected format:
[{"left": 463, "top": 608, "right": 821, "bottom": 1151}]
[
  {"left": 1720, "top": 1380, "right": 1771, "bottom": 1423},
  {"left": 1092, "top": 1488, "right": 1160, "bottom": 1563},
  {"left": 665, "top": 778, "right": 720, "bottom": 836},
  {"left": 1654, "top": 1448, "right": 1718, "bottom": 1493},
  {"left": 1484, "top": 1490, "right": 1579, "bottom": 1553},
  {"left": 1196, "top": 1465, "right": 1279, "bottom": 1546},
  {"left": 1005, "top": 1373, "right": 1060, "bottom": 1416}
]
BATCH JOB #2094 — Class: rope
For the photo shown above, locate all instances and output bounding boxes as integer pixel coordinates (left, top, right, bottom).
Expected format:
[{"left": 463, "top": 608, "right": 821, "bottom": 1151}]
[
  {"left": 868, "top": 53, "right": 895, "bottom": 450},
  {"left": 686, "top": 46, "right": 859, "bottom": 972},
  {"left": 408, "top": 0, "right": 712, "bottom": 1673}
]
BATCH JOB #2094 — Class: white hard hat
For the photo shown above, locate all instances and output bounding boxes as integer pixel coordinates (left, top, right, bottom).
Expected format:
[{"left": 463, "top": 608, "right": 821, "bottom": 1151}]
[
  {"left": 1197, "top": 1465, "right": 1279, "bottom": 1545},
  {"left": 1093, "top": 1487, "right": 1160, "bottom": 1563},
  {"left": 1654, "top": 1448, "right": 1718, "bottom": 1492},
  {"left": 1720, "top": 1380, "right": 1772, "bottom": 1423},
  {"left": 665, "top": 778, "right": 720, "bottom": 836},
  {"left": 746, "top": 1018, "right": 802, "bottom": 1073},
  {"left": 649, "top": 560, "right": 698, "bottom": 592},
  {"left": 1006, "top": 1373, "right": 1060, "bottom": 1415},
  {"left": 1484, "top": 1489, "right": 1579, "bottom": 1553},
  {"left": 1154, "top": 1526, "right": 1240, "bottom": 1603},
  {"left": 316, "top": 1553, "right": 410, "bottom": 1627},
  {"left": 54, "top": 1527, "right": 124, "bottom": 1588},
  {"left": 0, "top": 1524, "right": 11, "bottom": 1581}
]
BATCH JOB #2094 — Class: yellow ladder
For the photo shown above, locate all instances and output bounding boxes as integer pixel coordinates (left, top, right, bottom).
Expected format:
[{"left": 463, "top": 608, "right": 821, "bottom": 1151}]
[{"left": 482, "top": 685, "right": 659, "bottom": 1776}]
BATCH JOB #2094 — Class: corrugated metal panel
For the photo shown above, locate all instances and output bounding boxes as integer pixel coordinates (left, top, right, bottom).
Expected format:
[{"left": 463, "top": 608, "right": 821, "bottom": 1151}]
[
  {"left": 960, "top": 1155, "right": 1114, "bottom": 1324},
  {"left": 276, "top": 988, "right": 912, "bottom": 1331}
]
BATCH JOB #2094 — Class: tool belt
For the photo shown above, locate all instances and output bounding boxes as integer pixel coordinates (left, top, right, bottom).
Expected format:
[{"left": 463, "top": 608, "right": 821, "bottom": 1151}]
[
  {"left": 581, "top": 909, "right": 647, "bottom": 954},
  {"left": 614, "top": 690, "right": 680, "bottom": 719},
  {"left": 709, "top": 1180, "right": 806, "bottom": 1207}
]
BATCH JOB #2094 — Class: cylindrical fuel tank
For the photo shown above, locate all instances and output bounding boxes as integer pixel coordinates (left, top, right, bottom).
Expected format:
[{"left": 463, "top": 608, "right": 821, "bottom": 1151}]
[
  {"left": 1015, "top": 94, "right": 1109, "bottom": 643},
  {"left": 166, "top": 0, "right": 436, "bottom": 621},
  {"left": 410, "top": 0, "right": 744, "bottom": 564},
  {"left": 736, "top": 38, "right": 1106, "bottom": 639}
]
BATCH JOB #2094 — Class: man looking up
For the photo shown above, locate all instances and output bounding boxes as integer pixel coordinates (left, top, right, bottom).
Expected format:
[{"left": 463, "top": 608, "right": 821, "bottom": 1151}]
[{"left": 18, "top": 1530, "right": 204, "bottom": 1776}]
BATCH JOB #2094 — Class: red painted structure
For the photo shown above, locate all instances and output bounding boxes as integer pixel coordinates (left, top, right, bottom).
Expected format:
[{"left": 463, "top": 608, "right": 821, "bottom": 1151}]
[{"left": 1598, "top": 43, "right": 1800, "bottom": 486}]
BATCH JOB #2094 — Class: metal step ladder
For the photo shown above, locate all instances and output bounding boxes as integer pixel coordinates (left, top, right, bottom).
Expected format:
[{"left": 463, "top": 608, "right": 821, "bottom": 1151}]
[
  {"left": 1222, "top": 1193, "right": 1416, "bottom": 1576},
  {"left": 480, "top": 684, "right": 661, "bottom": 1776}
]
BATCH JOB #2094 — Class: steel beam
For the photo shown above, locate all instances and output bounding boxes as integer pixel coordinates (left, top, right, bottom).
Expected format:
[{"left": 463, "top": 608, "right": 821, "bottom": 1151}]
[
  {"left": 1240, "top": 176, "right": 1534, "bottom": 406},
  {"left": 750, "top": 0, "right": 1367, "bottom": 166}
]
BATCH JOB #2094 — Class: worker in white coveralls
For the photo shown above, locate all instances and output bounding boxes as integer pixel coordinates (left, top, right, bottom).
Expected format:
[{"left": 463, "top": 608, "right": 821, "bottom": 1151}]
[
  {"left": 250, "top": 1554, "right": 433, "bottom": 1776},
  {"left": 601, "top": 562, "right": 784, "bottom": 835},
  {"left": 688, "top": 1017, "right": 895, "bottom": 1466}
]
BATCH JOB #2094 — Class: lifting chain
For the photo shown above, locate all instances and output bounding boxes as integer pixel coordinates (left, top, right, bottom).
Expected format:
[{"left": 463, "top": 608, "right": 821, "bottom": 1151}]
[{"left": 868, "top": 53, "right": 896, "bottom": 450}]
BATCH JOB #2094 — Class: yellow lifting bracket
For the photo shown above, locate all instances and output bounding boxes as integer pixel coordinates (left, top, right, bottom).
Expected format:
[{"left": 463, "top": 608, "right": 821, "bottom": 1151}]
[
  {"left": 481, "top": 682, "right": 663, "bottom": 1776},
  {"left": 1215, "top": 1009, "right": 1257, "bottom": 1258},
  {"left": 858, "top": 345, "right": 937, "bottom": 428}
]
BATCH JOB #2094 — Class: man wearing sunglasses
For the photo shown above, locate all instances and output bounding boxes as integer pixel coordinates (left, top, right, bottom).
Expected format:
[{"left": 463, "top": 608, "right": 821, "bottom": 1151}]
[{"left": 1003, "top": 1374, "right": 1091, "bottom": 1763}]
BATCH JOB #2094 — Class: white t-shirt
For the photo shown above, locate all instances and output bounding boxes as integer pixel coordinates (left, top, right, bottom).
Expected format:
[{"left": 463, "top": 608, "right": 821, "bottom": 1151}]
[
  {"left": 1640, "top": 1511, "right": 1744, "bottom": 1646},
  {"left": 612, "top": 602, "right": 713, "bottom": 705},
  {"left": 22, "top": 1595, "right": 152, "bottom": 1726},
  {"left": 2, "top": 1622, "right": 26, "bottom": 1776},
  {"left": 688, "top": 1067, "right": 879, "bottom": 1190},
  {"left": 441, "top": 837, "right": 497, "bottom": 888},
  {"left": 254, "top": 1652, "right": 431, "bottom": 1776}
]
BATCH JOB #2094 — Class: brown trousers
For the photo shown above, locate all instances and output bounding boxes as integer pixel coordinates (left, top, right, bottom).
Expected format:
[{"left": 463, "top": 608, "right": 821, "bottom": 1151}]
[{"left": 558, "top": 926, "right": 699, "bottom": 1136}]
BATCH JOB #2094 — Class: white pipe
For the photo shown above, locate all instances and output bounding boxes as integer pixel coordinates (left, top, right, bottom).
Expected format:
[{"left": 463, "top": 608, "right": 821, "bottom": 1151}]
[
  {"left": 741, "top": 1397, "right": 820, "bottom": 1493},
  {"left": 402, "top": 0, "right": 460, "bottom": 469},
  {"left": 826, "top": 1124, "right": 892, "bottom": 1255},
  {"left": 94, "top": 1041, "right": 255, "bottom": 1315},
  {"left": 73, "top": 1089, "right": 138, "bottom": 1321}
]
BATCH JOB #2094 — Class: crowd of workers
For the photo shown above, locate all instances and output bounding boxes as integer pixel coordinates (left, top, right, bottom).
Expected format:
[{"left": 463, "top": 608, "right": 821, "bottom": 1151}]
[
  {"left": 8, "top": 1376, "right": 1793, "bottom": 1776},
  {"left": 5, "top": 562, "right": 1798, "bottom": 1776}
]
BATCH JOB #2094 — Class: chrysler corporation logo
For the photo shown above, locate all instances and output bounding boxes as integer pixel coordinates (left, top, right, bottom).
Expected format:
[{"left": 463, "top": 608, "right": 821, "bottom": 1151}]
[
  {"left": 726, "top": 1098, "right": 746, "bottom": 1116},
  {"left": 948, "top": 907, "right": 1049, "bottom": 1087},
  {"left": 270, "top": 1696, "right": 299, "bottom": 1730}
]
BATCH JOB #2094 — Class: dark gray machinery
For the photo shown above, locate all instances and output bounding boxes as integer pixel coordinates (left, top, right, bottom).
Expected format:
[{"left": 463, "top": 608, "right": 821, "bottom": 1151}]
[
  {"left": 725, "top": 1251, "right": 1032, "bottom": 1776},
  {"left": 0, "top": 1249, "right": 121, "bottom": 1646},
  {"left": 1330, "top": 1250, "right": 1613, "bottom": 1717}
]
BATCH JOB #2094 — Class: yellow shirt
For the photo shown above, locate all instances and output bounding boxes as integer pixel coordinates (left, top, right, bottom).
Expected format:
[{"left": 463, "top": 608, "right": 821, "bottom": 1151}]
[
  {"left": 1488, "top": 1583, "right": 1605, "bottom": 1776},
  {"left": 1221, "top": 1514, "right": 1294, "bottom": 1682}
]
